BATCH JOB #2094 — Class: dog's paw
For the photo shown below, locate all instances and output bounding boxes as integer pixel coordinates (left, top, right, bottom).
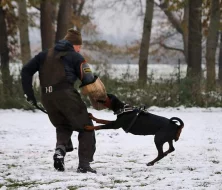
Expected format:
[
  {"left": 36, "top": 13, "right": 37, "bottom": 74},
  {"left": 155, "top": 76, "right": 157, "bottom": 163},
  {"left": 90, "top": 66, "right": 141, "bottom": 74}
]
[
  {"left": 88, "top": 113, "right": 96, "bottom": 120},
  {"left": 146, "top": 162, "right": 154, "bottom": 166},
  {"left": 88, "top": 113, "right": 93, "bottom": 118},
  {"left": 88, "top": 114, "right": 99, "bottom": 122},
  {"left": 84, "top": 125, "right": 95, "bottom": 131}
]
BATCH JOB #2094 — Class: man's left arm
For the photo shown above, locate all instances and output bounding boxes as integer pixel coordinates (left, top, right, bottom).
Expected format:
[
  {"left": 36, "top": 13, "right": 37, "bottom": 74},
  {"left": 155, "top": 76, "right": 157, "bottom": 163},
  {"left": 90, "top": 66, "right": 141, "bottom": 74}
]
[
  {"left": 75, "top": 55, "right": 108, "bottom": 110},
  {"left": 78, "top": 58, "right": 95, "bottom": 86}
]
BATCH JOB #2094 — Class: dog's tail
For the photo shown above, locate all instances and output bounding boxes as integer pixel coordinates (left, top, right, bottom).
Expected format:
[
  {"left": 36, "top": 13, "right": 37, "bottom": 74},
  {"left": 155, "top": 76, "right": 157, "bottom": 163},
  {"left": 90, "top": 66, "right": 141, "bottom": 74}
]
[
  {"left": 170, "top": 117, "right": 184, "bottom": 128},
  {"left": 170, "top": 117, "right": 184, "bottom": 142}
]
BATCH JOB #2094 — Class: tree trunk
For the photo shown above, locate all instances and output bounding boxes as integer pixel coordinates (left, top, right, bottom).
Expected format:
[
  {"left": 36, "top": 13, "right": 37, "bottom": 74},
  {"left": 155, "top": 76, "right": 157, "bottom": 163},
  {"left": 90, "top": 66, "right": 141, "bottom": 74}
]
[
  {"left": 40, "top": 0, "right": 54, "bottom": 50},
  {"left": 17, "top": 0, "right": 31, "bottom": 65},
  {"left": 55, "top": 0, "right": 73, "bottom": 42},
  {"left": 187, "top": 0, "right": 202, "bottom": 104},
  {"left": 138, "top": 0, "right": 154, "bottom": 85},
  {"left": 0, "top": 2, "right": 11, "bottom": 97},
  {"left": 218, "top": 32, "right": 222, "bottom": 86},
  {"left": 51, "top": 1, "right": 58, "bottom": 41},
  {"left": 182, "top": 2, "right": 189, "bottom": 64},
  {"left": 206, "top": 0, "right": 220, "bottom": 91},
  {"left": 187, "top": 0, "right": 202, "bottom": 79}
]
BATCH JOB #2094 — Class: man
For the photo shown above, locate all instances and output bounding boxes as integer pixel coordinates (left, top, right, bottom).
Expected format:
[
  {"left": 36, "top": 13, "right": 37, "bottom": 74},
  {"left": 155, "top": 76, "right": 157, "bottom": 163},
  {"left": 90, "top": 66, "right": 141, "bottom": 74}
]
[{"left": 21, "top": 29, "right": 105, "bottom": 173}]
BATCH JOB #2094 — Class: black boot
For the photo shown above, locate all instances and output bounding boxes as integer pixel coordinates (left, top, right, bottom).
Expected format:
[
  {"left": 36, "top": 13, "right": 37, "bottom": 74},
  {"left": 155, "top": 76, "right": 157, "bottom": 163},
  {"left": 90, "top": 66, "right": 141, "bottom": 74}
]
[
  {"left": 53, "top": 148, "right": 65, "bottom": 171},
  {"left": 77, "top": 166, "right": 97, "bottom": 174}
]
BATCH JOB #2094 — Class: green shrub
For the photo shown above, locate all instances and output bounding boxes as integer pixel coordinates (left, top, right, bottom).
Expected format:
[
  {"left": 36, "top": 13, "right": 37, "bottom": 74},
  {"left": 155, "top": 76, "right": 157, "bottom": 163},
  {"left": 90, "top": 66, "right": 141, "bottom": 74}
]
[{"left": 1, "top": 71, "right": 222, "bottom": 109}]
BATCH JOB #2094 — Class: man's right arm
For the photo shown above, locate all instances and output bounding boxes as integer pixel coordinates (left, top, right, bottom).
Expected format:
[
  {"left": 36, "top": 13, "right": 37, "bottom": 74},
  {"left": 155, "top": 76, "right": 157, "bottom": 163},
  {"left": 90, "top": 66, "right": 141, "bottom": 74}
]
[{"left": 21, "top": 51, "right": 46, "bottom": 104}]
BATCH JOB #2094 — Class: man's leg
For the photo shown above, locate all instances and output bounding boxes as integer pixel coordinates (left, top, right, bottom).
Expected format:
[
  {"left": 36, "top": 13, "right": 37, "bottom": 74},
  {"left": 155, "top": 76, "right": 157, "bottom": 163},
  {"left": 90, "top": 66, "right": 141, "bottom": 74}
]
[
  {"left": 42, "top": 95, "right": 70, "bottom": 172},
  {"left": 77, "top": 129, "right": 96, "bottom": 173},
  {"left": 56, "top": 125, "right": 73, "bottom": 149},
  {"left": 54, "top": 125, "right": 73, "bottom": 171},
  {"left": 54, "top": 90, "right": 97, "bottom": 173},
  {"left": 65, "top": 138, "right": 74, "bottom": 152}
]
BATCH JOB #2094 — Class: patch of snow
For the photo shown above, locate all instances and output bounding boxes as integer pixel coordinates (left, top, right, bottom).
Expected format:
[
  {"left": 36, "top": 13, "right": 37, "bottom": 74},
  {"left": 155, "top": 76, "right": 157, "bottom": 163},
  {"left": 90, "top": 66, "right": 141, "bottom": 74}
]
[{"left": 0, "top": 108, "right": 222, "bottom": 189}]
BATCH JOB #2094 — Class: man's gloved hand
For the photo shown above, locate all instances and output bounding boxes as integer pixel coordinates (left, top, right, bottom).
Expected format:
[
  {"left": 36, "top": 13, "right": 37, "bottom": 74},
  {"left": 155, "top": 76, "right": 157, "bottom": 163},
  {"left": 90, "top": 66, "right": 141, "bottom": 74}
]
[
  {"left": 24, "top": 94, "right": 37, "bottom": 106},
  {"left": 24, "top": 94, "right": 47, "bottom": 113}
]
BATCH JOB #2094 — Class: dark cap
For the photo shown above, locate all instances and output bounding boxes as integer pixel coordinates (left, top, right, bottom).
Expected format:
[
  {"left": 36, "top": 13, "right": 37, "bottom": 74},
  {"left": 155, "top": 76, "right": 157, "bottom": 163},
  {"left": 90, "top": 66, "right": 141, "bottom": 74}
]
[{"left": 64, "top": 28, "right": 82, "bottom": 45}]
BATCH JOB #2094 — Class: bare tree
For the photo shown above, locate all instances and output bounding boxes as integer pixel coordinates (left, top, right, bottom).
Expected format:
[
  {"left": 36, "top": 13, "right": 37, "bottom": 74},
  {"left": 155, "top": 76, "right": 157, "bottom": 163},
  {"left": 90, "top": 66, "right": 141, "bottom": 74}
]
[
  {"left": 72, "top": 0, "right": 86, "bottom": 31},
  {"left": 187, "top": 0, "right": 202, "bottom": 77},
  {"left": 219, "top": 32, "right": 222, "bottom": 85},
  {"left": 206, "top": 0, "right": 220, "bottom": 91},
  {"left": 40, "top": 0, "right": 55, "bottom": 50},
  {"left": 187, "top": 0, "right": 202, "bottom": 102},
  {"left": 17, "top": 0, "right": 31, "bottom": 65},
  {"left": 0, "top": 1, "right": 11, "bottom": 96},
  {"left": 138, "top": 0, "right": 154, "bottom": 85},
  {"left": 158, "top": 0, "right": 189, "bottom": 64},
  {"left": 55, "top": 0, "right": 73, "bottom": 42}
]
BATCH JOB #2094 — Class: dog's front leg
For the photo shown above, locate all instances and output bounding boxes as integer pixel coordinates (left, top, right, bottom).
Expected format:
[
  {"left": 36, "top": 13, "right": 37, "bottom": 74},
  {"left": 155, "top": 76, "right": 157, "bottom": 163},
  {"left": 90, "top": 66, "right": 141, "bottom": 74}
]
[
  {"left": 88, "top": 113, "right": 112, "bottom": 124},
  {"left": 84, "top": 125, "right": 101, "bottom": 131},
  {"left": 88, "top": 113, "right": 98, "bottom": 122}
]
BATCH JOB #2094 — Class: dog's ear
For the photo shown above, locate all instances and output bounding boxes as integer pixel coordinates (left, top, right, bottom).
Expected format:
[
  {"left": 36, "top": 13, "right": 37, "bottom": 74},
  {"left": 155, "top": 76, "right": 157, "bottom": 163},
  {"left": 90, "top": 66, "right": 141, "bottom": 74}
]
[{"left": 107, "top": 93, "right": 117, "bottom": 100}]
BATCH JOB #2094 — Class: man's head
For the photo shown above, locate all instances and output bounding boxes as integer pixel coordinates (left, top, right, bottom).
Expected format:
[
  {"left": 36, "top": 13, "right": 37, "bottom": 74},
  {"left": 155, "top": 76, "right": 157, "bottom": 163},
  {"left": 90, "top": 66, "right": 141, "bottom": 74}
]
[{"left": 64, "top": 29, "right": 82, "bottom": 52}]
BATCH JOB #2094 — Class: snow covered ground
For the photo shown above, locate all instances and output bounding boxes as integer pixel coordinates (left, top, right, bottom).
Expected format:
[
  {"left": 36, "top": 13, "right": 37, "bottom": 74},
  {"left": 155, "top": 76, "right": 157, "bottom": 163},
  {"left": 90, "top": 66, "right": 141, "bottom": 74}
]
[{"left": 0, "top": 107, "right": 222, "bottom": 190}]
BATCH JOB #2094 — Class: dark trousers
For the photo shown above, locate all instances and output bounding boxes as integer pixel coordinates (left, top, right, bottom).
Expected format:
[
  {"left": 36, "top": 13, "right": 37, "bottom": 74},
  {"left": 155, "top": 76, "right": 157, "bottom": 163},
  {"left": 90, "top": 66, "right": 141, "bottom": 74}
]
[{"left": 41, "top": 89, "right": 96, "bottom": 165}]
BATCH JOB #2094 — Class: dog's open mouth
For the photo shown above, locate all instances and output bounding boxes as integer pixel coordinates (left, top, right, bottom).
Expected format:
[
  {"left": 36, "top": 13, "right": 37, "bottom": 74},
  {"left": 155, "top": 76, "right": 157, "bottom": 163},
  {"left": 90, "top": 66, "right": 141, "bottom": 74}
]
[{"left": 175, "top": 126, "right": 184, "bottom": 141}]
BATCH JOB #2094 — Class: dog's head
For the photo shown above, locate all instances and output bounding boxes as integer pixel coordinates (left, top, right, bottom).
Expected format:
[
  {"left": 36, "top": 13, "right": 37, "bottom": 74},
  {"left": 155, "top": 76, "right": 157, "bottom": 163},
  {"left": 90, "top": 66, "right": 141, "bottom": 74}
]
[{"left": 97, "top": 94, "right": 125, "bottom": 113}]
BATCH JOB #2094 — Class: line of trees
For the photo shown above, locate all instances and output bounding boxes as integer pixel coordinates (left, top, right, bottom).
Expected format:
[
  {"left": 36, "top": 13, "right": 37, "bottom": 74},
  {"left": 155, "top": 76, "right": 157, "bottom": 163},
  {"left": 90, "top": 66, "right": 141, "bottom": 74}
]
[
  {"left": 0, "top": 0, "right": 90, "bottom": 99},
  {"left": 138, "top": 0, "right": 222, "bottom": 91},
  {"left": 0, "top": 0, "right": 222, "bottom": 108}
]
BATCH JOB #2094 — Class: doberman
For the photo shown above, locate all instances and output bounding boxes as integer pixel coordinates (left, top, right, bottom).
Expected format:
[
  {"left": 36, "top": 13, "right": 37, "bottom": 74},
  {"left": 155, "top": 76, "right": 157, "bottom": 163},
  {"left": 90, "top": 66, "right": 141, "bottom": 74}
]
[{"left": 85, "top": 94, "right": 184, "bottom": 166}]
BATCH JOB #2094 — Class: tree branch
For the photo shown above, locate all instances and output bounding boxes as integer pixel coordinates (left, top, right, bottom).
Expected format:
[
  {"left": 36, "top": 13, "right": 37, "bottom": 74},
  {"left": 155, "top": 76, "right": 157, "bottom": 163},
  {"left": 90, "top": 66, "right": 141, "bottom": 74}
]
[
  {"left": 28, "top": 0, "right": 40, "bottom": 11},
  {"left": 139, "top": 0, "right": 143, "bottom": 15},
  {"left": 159, "top": 42, "right": 184, "bottom": 53},
  {"left": 157, "top": 0, "right": 183, "bottom": 34},
  {"left": 101, "top": 0, "right": 127, "bottom": 9},
  {"left": 150, "top": 31, "right": 178, "bottom": 46},
  {"left": 77, "top": 0, "right": 85, "bottom": 16}
]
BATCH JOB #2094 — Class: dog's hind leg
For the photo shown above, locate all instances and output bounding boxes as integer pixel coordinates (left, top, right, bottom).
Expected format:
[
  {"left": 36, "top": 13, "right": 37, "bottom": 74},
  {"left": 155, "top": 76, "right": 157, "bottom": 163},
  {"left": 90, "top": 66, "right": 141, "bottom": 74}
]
[
  {"left": 147, "top": 137, "right": 165, "bottom": 166},
  {"left": 147, "top": 143, "right": 165, "bottom": 166},
  {"left": 163, "top": 140, "right": 175, "bottom": 156}
]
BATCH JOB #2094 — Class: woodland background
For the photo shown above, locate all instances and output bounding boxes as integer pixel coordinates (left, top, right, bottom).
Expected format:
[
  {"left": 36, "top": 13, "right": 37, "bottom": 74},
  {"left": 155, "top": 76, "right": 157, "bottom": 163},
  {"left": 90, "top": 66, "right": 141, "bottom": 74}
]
[{"left": 0, "top": 0, "right": 222, "bottom": 108}]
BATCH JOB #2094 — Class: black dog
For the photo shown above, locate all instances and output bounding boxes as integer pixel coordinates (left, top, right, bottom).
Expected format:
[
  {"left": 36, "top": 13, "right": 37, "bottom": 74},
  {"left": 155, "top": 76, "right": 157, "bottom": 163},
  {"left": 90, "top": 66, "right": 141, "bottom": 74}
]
[{"left": 86, "top": 94, "right": 184, "bottom": 166}]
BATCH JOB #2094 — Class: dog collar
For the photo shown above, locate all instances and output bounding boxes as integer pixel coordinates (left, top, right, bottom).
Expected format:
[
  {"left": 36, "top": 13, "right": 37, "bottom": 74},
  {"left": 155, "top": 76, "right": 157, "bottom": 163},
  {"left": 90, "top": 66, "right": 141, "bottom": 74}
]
[
  {"left": 114, "top": 104, "right": 148, "bottom": 116},
  {"left": 114, "top": 104, "right": 134, "bottom": 115}
]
